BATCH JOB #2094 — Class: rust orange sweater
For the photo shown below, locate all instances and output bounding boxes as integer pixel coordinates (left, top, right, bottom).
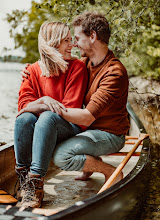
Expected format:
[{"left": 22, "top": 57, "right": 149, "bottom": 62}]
[
  {"left": 18, "top": 59, "right": 88, "bottom": 129},
  {"left": 81, "top": 50, "right": 130, "bottom": 135}
]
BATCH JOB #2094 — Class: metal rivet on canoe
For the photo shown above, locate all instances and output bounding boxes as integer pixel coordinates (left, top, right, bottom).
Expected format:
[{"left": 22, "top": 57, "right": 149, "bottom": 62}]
[
  {"left": 136, "top": 165, "right": 141, "bottom": 169},
  {"left": 143, "top": 146, "right": 149, "bottom": 151},
  {"left": 75, "top": 201, "right": 84, "bottom": 206}
]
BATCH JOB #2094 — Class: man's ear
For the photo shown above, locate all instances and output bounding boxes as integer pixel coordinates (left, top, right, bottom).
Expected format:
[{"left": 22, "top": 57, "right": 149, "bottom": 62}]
[{"left": 90, "top": 31, "right": 97, "bottom": 43}]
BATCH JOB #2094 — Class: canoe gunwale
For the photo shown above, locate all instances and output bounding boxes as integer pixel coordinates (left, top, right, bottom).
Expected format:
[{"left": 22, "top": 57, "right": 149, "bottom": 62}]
[{"left": 0, "top": 142, "right": 14, "bottom": 152}]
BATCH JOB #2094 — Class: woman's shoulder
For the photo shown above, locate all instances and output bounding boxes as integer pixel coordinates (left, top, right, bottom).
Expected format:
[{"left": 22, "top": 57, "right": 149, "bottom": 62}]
[
  {"left": 27, "top": 61, "right": 41, "bottom": 77},
  {"left": 69, "top": 57, "right": 86, "bottom": 68},
  {"left": 27, "top": 61, "right": 39, "bottom": 71}
]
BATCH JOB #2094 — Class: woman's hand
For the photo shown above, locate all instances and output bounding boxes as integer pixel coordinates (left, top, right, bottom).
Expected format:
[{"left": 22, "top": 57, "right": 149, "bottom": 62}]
[
  {"left": 16, "top": 104, "right": 50, "bottom": 117},
  {"left": 20, "top": 63, "right": 31, "bottom": 81},
  {"left": 16, "top": 97, "right": 67, "bottom": 117},
  {"left": 41, "top": 96, "right": 67, "bottom": 115}
]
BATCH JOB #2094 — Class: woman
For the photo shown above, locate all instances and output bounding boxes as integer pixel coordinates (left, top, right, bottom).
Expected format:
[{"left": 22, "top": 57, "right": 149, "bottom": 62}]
[{"left": 14, "top": 21, "right": 88, "bottom": 209}]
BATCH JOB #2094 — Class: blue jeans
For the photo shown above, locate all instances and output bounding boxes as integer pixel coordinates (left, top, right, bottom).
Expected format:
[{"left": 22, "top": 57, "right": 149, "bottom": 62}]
[
  {"left": 14, "top": 111, "right": 81, "bottom": 177},
  {"left": 53, "top": 130, "right": 125, "bottom": 171}
]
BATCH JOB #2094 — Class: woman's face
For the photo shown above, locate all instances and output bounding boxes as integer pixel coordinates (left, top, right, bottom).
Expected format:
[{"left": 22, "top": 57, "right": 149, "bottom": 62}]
[{"left": 58, "top": 31, "right": 73, "bottom": 60}]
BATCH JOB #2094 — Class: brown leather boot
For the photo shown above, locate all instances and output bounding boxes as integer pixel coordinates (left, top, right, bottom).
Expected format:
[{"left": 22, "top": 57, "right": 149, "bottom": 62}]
[
  {"left": 20, "top": 172, "right": 44, "bottom": 208},
  {"left": 15, "top": 166, "right": 29, "bottom": 200}
]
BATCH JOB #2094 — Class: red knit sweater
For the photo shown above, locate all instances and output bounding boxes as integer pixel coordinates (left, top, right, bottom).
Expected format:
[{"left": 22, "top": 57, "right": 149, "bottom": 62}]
[{"left": 18, "top": 59, "right": 88, "bottom": 129}]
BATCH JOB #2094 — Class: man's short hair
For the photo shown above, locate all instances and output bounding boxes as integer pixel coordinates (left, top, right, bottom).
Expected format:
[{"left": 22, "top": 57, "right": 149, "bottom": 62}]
[{"left": 72, "top": 12, "right": 111, "bottom": 44}]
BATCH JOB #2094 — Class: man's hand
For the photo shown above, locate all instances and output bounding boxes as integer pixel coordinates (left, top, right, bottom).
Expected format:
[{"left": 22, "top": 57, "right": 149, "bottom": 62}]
[
  {"left": 61, "top": 108, "right": 95, "bottom": 127},
  {"left": 20, "top": 63, "right": 31, "bottom": 81},
  {"left": 41, "top": 96, "right": 67, "bottom": 115}
]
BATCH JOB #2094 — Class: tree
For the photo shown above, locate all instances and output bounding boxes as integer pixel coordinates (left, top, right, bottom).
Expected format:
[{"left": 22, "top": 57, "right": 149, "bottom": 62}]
[
  {"left": 6, "top": 0, "right": 160, "bottom": 79},
  {"left": 6, "top": 0, "right": 88, "bottom": 63}
]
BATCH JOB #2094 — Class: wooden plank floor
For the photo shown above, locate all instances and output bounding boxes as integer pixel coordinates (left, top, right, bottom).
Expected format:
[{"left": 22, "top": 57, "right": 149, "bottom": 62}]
[{"left": 39, "top": 139, "right": 141, "bottom": 211}]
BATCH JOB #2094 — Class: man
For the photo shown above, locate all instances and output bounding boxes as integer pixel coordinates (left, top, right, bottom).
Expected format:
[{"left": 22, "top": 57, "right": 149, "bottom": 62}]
[
  {"left": 22, "top": 12, "right": 129, "bottom": 183},
  {"left": 52, "top": 12, "right": 130, "bottom": 182}
]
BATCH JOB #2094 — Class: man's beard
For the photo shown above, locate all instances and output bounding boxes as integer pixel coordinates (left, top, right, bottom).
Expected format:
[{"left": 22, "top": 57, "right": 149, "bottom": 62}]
[
  {"left": 81, "top": 51, "right": 87, "bottom": 57},
  {"left": 80, "top": 46, "right": 93, "bottom": 58}
]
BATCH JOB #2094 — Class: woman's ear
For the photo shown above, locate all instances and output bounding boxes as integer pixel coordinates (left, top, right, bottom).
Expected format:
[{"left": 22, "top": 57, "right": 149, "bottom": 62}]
[{"left": 90, "top": 31, "right": 97, "bottom": 43}]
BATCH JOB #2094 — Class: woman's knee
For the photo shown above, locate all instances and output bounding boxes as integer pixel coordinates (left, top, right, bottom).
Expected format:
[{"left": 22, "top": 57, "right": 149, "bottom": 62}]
[
  {"left": 37, "top": 111, "right": 61, "bottom": 125},
  {"left": 15, "top": 112, "right": 37, "bottom": 127}
]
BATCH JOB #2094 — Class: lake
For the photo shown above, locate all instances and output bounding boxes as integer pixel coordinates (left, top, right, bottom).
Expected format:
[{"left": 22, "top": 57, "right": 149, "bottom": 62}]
[{"left": 0, "top": 61, "right": 23, "bottom": 144}]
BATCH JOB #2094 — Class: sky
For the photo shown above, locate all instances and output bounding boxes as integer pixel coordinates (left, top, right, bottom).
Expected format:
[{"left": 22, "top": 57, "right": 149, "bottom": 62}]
[{"left": 0, "top": 0, "right": 34, "bottom": 56}]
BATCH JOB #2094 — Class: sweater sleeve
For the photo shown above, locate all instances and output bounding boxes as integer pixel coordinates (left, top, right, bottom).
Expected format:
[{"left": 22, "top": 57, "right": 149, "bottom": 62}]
[
  {"left": 18, "top": 64, "right": 40, "bottom": 111},
  {"left": 62, "top": 60, "right": 88, "bottom": 108},
  {"left": 86, "top": 64, "right": 128, "bottom": 118}
]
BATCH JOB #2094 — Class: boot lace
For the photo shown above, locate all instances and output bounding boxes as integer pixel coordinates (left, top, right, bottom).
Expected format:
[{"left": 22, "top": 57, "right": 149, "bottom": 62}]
[
  {"left": 21, "top": 177, "right": 43, "bottom": 203},
  {"left": 14, "top": 169, "right": 29, "bottom": 197}
]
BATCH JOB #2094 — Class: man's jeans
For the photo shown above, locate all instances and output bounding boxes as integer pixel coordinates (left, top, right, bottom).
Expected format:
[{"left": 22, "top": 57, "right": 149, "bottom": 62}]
[
  {"left": 14, "top": 111, "right": 81, "bottom": 177},
  {"left": 53, "top": 130, "right": 125, "bottom": 171}
]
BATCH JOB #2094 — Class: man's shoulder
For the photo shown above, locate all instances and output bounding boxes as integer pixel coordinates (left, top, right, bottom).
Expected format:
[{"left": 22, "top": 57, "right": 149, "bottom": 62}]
[
  {"left": 109, "top": 59, "right": 127, "bottom": 72},
  {"left": 103, "top": 52, "right": 127, "bottom": 75}
]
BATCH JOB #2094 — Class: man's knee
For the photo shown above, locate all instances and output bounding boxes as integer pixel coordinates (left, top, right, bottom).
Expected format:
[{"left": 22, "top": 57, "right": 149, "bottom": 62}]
[
  {"left": 53, "top": 151, "right": 85, "bottom": 171},
  {"left": 53, "top": 141, "right": 78, "bottom": 171},
  {"left": 53, "top": 137, "right": 87, "bottom": 171},
  {"left": 53, "top": 150, "right": 71, "bottom": 170}
]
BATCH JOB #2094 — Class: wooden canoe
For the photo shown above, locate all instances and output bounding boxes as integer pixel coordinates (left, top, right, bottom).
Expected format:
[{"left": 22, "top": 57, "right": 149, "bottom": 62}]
[{"left": 0, "top": 103, "right": 151, "bottom": 220}]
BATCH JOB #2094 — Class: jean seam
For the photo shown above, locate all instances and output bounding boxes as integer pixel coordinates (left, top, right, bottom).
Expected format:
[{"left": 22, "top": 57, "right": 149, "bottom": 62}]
[
  {"left": 56, "top": 124, "right": 80, "bottom": 136},
  {"left": 94, "top": 136, "right": 125, "bottom": 152}
]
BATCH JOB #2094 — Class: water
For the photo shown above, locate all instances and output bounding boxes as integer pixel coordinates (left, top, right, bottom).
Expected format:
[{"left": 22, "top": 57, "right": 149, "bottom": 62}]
[
  {"left": 128, "top": 101, "right": 160, "bottom": 220},
  {"left": 0, "top": 62, "right": 159, "bottom": 219},
  {"left": 0, "top": 61, "right": 24, "bottom": 144},
  {"left": 140, "top": 143, "right": 160, "bottom": 219}
]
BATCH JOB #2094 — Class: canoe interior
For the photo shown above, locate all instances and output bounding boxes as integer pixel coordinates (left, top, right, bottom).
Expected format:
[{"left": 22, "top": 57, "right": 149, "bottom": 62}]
[{"left": 0, "top": 113, "right": 143, "bottom": 214}]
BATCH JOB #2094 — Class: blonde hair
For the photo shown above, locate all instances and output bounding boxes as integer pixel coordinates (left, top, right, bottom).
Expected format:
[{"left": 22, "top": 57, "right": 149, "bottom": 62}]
[{"left": 38, "top": 21, "right": 70, "bottom": 77}]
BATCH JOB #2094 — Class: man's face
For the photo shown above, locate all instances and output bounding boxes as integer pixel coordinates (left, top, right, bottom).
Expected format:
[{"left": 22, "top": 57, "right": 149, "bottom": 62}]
[{"left": 74, "top": 26, "right": 93, "bottom": 58}]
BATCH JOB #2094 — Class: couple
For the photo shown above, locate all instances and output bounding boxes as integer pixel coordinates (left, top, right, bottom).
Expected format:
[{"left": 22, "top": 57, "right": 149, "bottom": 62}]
[{"left": 14, "top": 12, "right": 130, "bottom": 209}]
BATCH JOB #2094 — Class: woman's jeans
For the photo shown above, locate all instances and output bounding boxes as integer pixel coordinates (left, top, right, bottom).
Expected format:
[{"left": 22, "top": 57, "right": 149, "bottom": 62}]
[
  {"left": 53, "top": 130, "right": 125, "bottom": 171},
  {"left": 14, "top": 111, "right": 81, "bottom": 177}
]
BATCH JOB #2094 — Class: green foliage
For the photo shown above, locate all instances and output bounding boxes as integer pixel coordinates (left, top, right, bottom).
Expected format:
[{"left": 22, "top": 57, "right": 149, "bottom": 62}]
[
  {"left": 5, "top": 0, "right": 160, "bottom": 79},
  {"left": 120, "top": 23, "right": 160, "bottom": 79},
  {"left": 6, "top": 0, "right": 89, "bottom": 63}
]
